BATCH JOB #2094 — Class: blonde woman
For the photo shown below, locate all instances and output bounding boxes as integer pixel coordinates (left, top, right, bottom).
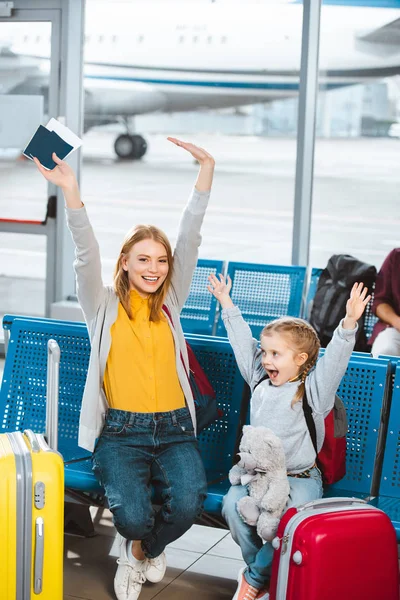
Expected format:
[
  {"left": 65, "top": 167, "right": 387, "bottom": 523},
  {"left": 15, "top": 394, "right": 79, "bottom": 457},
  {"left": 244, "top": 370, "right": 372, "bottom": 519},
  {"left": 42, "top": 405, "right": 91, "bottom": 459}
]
[{"left": 34, "top": 138, "right": 214, "bottom": 600}]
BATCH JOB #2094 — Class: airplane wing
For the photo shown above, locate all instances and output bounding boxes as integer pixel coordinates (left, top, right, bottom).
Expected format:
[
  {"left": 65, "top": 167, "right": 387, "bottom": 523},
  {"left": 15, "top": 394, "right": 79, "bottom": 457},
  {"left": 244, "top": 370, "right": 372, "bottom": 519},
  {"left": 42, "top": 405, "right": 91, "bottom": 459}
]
[
  {"left": 358, "top": 17, "right": 400, "bottom": 48},
  {"left": 0, "top": 48, "right": 41, "bottom": 93}
]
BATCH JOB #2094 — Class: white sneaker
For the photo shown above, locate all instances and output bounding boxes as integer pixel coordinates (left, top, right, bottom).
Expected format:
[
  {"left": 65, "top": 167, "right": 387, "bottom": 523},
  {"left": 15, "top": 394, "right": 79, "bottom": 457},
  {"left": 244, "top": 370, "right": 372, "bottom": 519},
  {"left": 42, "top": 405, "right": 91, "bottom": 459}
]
[
  {"left": 114, "top": 536, "right": 146, "bottom": 600},
  {"left": 144, "top": 551, "right": 167, "bottom": 583}
]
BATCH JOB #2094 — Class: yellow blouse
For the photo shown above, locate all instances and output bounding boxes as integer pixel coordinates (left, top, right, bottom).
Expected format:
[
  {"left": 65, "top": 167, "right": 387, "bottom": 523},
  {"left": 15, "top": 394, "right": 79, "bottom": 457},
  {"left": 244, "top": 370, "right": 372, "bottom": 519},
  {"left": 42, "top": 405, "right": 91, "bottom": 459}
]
[{"left": 103, "top": 291, "right": 185, "bottom": 412}]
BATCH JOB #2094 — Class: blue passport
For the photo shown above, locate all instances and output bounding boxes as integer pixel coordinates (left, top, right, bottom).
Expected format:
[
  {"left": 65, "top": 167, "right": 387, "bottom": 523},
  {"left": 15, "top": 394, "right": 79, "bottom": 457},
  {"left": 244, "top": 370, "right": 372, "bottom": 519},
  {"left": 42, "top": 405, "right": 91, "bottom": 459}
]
[{"left": 24, "top": 125, "right": 74, "bottom": 169}]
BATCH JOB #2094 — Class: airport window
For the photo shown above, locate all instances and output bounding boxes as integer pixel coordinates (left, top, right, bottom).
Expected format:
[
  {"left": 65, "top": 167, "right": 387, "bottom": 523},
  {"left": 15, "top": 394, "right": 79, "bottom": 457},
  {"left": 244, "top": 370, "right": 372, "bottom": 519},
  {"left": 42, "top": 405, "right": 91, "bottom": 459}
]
[
  {"left": 36, "top": 35, "right": 41, "bottom": 43},
  {"left": 310, "top": 6, "right": 397, "bottom": 271}
]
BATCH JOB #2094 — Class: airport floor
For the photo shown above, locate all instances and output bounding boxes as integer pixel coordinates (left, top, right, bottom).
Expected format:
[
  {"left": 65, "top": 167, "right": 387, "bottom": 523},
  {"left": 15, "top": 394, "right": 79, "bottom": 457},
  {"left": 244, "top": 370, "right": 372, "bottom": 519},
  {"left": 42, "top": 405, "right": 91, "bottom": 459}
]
[
  {"left": 0, "top": 357, "right": 244, "bottom": 599},
  {"left": 0, "top": 358, "right": 400, "bottom": 598},
  {"left": 64, "top": 510, "right": 244, "bottom": 600}
]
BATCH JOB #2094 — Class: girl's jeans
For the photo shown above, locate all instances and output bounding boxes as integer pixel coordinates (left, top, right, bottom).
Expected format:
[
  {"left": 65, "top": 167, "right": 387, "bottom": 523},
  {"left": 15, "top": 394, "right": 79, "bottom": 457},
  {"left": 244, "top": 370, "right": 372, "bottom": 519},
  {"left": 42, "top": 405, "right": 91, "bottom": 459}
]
[
  {"left": 92, "top": 407, "right": 207, "bottom": 558},
  {"left": 222, "top": 467, "right": 323, "bottom": 589}
]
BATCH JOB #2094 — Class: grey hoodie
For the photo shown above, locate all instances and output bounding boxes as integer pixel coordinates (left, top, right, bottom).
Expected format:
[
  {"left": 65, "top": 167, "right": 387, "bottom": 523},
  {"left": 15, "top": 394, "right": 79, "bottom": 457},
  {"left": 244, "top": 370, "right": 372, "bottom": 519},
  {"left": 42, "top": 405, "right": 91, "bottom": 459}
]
[{"left": 222, "top": 306, "right": 357, "bottom": 473}]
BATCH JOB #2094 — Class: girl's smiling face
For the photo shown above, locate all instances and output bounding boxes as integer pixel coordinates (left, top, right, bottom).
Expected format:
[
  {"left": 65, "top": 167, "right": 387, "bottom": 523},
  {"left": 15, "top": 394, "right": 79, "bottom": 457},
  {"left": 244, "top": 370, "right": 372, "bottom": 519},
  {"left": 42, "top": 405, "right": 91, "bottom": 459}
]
[{"left": 260, "top": 331, "right": 308, "bottom": 386}]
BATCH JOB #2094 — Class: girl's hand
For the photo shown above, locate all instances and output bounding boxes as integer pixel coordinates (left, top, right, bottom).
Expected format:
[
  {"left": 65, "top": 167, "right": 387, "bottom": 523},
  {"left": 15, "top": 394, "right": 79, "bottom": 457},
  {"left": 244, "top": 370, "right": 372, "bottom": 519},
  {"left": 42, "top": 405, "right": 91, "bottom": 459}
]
[
  {"left": 167, "top": 137, "right": 215, "bottom": 167},
  {"left": 343, "top": 282, "right": 372, "bottom": 330},
  {"left": 207, "top": 273, "right": 234, "bottom": 309},
  {"left": 33, "top": 153, "right": 78, "bottom": 191}
]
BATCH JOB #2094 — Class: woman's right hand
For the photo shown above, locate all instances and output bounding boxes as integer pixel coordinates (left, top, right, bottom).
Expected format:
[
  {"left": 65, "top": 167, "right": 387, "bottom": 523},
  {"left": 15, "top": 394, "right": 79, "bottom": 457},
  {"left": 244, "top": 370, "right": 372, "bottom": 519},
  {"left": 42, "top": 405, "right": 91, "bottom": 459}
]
[
  {"left": 33, "top": 153, "right": 78, "bottom": 191},
  {"left": 207, "top": 273, "right": 234, "bottom": 309}
]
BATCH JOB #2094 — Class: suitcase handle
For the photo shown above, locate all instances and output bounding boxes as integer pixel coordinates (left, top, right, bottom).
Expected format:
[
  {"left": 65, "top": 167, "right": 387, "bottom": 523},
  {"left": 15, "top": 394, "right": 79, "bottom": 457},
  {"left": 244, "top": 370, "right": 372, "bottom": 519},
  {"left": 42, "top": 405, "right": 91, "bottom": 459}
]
[
  {"left": 45, "top": 339, "right": 60, "bottom": 451},
  {"left": 24, "top": 429, "right": 41, "bottom": 453},
  {"left": 299, "top": 497, "right": 367, "bottom": 512},
  {"left": 34, "top": 517, "right": 44, "bottom": 594}
]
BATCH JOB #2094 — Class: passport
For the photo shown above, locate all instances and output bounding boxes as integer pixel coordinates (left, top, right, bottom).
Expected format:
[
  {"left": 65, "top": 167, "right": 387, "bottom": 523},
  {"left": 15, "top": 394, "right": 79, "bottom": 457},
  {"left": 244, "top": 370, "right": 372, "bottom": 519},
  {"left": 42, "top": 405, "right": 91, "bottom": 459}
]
[{"left": 23, "top": 124, "right": 74, "bottom": 170}]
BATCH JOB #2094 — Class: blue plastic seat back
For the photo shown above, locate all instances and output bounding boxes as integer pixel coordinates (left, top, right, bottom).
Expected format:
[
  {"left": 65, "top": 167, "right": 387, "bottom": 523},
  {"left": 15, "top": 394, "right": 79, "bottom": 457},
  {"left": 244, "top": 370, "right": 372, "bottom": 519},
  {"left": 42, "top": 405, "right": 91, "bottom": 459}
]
[
  {"left": 329, "top": 354, "right": 390, "bottom": 495},
  {"left": 216, "top": 262, "right": 306, "bottom": 339},
  {"left": 186, "top": 334, "right": 246, "bottom": 482},
  {"left": 379, "top": 362, "right": 400, "bottom": 500},
  {"left": 180, "top": 259, "right": 224, "bottom": 335},
  {"left": 304, "top": 267, "right": 323, "bottom": 319},
  {"left": 363, "top": 285, "right": 378, "bottom": 339},
  {"left": 0, "top": 317, "right": 91, "bottom": 465}
]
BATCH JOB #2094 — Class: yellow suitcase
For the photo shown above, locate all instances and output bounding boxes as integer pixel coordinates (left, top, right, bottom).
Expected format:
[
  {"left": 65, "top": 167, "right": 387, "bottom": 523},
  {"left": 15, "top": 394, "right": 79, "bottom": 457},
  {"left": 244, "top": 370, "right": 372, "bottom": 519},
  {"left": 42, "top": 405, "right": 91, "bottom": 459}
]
[{"left": 0, "top": 340, "right": 64, "bottom": 599}]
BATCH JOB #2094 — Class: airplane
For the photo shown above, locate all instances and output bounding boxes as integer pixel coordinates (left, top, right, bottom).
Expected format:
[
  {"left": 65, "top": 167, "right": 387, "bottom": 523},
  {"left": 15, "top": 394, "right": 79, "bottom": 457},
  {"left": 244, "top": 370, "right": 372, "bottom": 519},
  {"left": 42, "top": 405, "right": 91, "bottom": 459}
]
[{"left": 2, "top": 0, "right": 400, "bottom": 159}]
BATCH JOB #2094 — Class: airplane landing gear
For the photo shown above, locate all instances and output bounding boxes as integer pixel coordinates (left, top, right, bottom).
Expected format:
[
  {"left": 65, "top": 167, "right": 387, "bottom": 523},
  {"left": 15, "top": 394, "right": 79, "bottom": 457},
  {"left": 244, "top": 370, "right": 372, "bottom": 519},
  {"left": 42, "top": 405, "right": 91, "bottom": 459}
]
[{"left": 114, "top": 133, "right": 147, "bottom": 160}]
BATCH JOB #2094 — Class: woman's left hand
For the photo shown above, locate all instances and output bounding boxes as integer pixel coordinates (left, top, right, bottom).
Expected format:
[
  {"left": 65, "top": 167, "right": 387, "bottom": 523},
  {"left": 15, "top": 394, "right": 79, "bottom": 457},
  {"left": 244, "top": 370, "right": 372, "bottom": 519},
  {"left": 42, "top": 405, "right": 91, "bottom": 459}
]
[
  {"left": 343, "top": 282, "right": 372, "bottom": 329},
  {"left": 167, "top": 137, "right": 215, "bottom": 167}
]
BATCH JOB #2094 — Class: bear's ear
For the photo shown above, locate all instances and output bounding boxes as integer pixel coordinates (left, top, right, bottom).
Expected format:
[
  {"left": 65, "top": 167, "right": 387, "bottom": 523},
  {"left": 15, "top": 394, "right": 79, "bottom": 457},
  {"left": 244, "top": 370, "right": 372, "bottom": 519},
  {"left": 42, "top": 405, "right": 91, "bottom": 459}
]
[
  {"left": 243, "top": 425, "right": 252, "bottom": 434},
  {"left": 264, "top": 436, "right": 279, "bottom": 451}
]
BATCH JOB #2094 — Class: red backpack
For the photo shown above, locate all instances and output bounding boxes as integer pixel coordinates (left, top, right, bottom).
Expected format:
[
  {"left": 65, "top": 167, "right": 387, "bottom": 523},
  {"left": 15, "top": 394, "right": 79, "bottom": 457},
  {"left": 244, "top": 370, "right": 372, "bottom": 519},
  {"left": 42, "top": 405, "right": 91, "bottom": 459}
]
[
  {"left": 163, "top": 305, "right": 219, "bottom": 432},
  {"left": 303, "top": 390, "right": 347, "bottom": 485},
  {"left": 254, "top": 375, "right": 347, "bottom": 485}
]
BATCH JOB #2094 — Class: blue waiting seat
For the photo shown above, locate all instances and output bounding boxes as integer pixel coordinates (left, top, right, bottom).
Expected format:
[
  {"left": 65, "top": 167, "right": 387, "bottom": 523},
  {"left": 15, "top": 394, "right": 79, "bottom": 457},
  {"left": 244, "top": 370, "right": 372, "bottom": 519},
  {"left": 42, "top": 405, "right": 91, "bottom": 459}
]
[
  {"left": 324, "top": 353, "right": 392, "bottom": 499},
  {"left": 180, "top": 259, "right": 224, "bottom": 335},
  {"left": 216, "top": 262, "right": 306, "bottom": 339},
  {"left": 0, "top": 316, "right": 246, "bottom": 515},
  {"left": 373, "top": 359, "right": 400, "bottom": 539},
  {"left": 304, "top": 267, "right": 323, "bottom": 320}
]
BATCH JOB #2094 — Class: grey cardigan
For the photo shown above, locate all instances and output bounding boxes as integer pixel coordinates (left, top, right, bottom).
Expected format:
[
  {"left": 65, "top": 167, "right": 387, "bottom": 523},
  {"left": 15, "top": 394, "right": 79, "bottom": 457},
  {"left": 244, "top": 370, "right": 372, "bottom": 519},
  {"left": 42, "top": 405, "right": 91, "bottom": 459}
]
[{"left": 66, "top": 187, "right": 211, "bottom": 452}]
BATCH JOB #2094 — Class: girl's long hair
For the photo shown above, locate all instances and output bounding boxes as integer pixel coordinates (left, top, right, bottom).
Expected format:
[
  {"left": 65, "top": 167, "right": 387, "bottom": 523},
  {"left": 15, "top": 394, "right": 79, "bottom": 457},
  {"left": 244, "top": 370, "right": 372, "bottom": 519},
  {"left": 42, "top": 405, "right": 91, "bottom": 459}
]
[
  {"left": 261, "top": 317, "right": 320, "bottom": 405},
  {"left": 113, "top": 225, "right": 174, "bottom": 321}
]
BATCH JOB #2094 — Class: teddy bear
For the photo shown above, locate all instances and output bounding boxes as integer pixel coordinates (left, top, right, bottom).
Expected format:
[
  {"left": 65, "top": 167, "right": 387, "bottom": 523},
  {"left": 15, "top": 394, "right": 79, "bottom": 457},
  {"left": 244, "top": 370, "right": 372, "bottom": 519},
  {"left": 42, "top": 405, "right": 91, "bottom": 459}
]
[{"left": 229, "top": 425, "right": 290, "bottom": 542}]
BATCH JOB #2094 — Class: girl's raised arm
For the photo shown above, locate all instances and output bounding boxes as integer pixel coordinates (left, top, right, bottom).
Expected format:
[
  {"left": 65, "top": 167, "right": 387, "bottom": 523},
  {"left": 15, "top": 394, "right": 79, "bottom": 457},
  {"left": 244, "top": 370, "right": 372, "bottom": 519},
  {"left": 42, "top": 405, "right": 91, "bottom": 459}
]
[
  {"left": 308, "top": 283, "right": 371, "bottom": 415},
  {"left": 208, "top": 274, "right": 264, "bottom": 387}
]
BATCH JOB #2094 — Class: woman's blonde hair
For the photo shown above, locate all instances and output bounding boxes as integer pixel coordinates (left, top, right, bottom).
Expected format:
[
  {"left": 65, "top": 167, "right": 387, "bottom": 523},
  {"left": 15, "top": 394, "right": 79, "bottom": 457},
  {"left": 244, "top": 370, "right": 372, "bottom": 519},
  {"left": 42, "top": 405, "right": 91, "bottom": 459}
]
[
  {"left": 261, "top": 317, "right": 320, "bottom": 405},
  {"left": 113, "top": 224, "right": 173, "bottom": 322}
]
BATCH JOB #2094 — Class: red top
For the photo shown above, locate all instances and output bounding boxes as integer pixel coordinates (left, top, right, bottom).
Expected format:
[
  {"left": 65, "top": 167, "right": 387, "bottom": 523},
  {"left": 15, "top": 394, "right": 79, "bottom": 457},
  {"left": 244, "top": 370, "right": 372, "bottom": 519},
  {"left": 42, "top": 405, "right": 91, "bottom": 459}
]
[{"left": 369, "top": 248, "right": 400, "bottom": 345}]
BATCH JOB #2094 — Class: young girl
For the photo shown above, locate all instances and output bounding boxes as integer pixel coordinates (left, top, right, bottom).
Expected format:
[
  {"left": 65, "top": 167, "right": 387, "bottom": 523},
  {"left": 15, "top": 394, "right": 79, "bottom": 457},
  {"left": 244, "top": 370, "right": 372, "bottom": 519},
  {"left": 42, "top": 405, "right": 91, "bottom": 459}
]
[
  {"left": 34, "top": 139, "right": 215, "bottom": 600},
  {"left": 208, "top": 274, "right": 370, "bottom": 600}
]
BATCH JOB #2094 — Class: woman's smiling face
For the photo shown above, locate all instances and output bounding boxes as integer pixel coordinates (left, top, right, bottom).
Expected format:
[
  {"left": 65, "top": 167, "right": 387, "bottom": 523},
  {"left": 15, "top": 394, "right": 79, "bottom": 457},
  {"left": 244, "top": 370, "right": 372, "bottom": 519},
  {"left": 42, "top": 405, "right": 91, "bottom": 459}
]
[{"left": 122, "top": 238, "right": 169, "bottom": 297}]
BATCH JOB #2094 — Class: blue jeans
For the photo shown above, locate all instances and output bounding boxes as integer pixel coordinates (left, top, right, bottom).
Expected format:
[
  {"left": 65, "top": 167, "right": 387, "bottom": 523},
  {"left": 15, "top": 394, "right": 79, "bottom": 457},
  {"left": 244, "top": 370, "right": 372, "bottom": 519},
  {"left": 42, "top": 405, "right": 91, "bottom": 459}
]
[
  {"left": 222, "top": 467, "right": 323, "bottom": 589},
  {"left": 92, "top": 407, "right": 207, "bottom": 558}
]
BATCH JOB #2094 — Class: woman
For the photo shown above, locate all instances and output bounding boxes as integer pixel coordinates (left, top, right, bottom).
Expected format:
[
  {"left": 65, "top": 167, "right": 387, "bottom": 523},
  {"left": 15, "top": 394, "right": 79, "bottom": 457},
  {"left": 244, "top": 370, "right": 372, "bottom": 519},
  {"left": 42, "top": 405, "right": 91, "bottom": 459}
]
[{"left": 34, "top": 138, "right": 215, "bottom": 600}]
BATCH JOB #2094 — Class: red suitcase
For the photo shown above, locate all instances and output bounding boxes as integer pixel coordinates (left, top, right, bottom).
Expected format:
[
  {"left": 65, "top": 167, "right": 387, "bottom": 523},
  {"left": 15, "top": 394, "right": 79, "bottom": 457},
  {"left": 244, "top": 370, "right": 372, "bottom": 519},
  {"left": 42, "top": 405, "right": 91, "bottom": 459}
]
[{"left": 269, "top": 498, "right": 399, "bottom": 600}]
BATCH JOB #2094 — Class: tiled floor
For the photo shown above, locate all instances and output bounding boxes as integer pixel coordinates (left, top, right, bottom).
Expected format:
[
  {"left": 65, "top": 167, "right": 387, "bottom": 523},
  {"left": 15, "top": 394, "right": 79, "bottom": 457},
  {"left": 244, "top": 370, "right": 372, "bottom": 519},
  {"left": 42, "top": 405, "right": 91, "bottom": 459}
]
[
  {"left": 1, "top": 356, "right": 400, "bottom": 599},
  {"left": 0, "top": 357, "right": 243, "bottom": 599},
  {"left": 64, "top": 509, "right": 244, "bottom": 600}
]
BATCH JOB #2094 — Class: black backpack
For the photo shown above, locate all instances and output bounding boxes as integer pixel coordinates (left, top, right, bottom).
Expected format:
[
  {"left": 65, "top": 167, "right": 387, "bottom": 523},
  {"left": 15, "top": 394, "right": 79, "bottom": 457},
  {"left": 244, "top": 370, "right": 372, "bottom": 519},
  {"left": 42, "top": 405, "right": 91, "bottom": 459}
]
[{"left": 309, "top": 254, "right": 376, "bottom": 351}]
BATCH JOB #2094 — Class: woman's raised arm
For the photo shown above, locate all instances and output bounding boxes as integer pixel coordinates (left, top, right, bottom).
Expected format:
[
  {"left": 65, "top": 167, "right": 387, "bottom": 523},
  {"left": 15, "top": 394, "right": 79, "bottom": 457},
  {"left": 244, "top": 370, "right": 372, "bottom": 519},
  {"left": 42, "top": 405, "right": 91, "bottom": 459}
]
[
  {"left": 34, "top": 153, "right": 104, "bottom": 324},
  {"left": 33, "top": 153, "right": 83, "bottom": 208},
  {"left": 167, "top": 138, "right": 215, "bottom": 310}
]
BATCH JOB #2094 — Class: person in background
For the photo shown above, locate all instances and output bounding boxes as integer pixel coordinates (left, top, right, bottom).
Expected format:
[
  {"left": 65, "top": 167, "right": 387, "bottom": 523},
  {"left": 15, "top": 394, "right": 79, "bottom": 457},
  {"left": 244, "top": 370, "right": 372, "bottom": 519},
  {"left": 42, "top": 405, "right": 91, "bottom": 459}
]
[{"left": 370, "top": 248, "right": 400, "bottom": 357}]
